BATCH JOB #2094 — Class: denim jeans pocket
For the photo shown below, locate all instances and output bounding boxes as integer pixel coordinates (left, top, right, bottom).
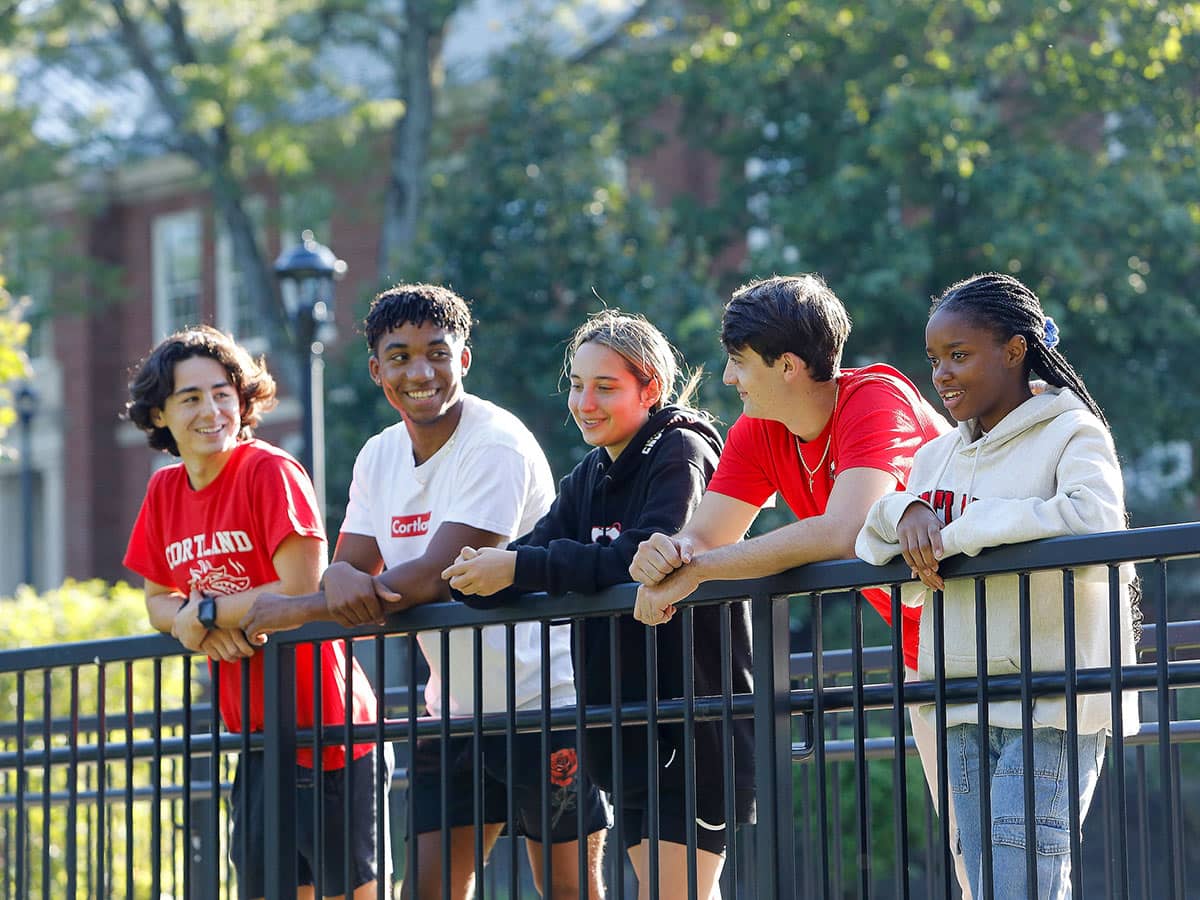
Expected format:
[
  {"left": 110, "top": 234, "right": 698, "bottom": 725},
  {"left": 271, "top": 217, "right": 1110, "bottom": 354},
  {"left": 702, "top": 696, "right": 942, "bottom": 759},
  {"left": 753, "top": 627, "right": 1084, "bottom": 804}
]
[{"left": 992, "top": 815, "right": 1071, "bottom": 856}]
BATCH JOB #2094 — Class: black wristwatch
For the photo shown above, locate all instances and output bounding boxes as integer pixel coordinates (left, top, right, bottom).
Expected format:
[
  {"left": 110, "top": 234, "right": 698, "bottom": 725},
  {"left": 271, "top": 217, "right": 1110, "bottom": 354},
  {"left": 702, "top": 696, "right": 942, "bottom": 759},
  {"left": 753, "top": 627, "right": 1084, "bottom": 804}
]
[{"left": 197, "top": 594, "right": 218, "bottom": 631}]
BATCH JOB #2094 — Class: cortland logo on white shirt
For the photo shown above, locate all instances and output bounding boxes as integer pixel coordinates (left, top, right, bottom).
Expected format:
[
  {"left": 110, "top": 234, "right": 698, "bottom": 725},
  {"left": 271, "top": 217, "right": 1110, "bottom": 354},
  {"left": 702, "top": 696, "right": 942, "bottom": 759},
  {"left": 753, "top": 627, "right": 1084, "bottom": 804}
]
[
  {"left": 392, "top": 512, "right": 432, "bottom": 538},
  {"left": 590, "top": 523, "right": 621, "bottom": 543}
]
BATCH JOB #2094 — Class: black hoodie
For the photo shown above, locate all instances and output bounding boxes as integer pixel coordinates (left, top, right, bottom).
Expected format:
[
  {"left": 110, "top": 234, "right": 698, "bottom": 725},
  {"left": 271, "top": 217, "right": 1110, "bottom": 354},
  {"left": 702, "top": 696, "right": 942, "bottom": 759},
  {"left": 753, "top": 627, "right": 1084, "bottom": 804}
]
[{"left": 455, "top": 405, "right": 754, "bottom": 805}]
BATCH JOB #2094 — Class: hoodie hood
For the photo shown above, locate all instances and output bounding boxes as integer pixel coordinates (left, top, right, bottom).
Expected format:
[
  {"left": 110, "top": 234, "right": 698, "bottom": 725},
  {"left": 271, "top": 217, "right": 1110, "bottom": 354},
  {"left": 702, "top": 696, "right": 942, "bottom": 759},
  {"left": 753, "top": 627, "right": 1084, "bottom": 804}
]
[
  {"left": 954, "top": 386, "right": 1088, "bottom": 451},
  {"left": 599, "top": 404, "right": 724, "bottom": 484}
]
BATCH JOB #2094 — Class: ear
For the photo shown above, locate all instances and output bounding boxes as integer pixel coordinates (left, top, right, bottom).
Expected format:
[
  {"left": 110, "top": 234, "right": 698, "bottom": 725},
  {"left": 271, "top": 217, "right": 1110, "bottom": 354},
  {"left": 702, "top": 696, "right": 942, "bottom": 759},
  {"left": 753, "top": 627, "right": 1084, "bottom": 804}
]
[
  {"left": 778, "top": 351, "right": 806, "bottom": 382},
  {"left": 368, "top": 355, "right": 382, "bottom": 385},
  {"left": 460, "top": 344, "right": 472, "bottom": 376},
  {"left": 1004, "top": 334, "right": 1028, "bottom": 370},
  {"left": 150, "top": 407, "right": 166, "bottom": 428},
  {"left": 642, "top": 379, "right": 662, "bottom": 409}
]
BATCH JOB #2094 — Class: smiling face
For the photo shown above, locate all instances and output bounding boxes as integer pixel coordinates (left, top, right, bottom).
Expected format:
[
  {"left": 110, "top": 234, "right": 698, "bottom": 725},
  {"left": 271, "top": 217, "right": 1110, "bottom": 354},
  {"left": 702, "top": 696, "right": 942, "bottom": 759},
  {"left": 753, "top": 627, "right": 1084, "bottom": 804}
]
[
  {"left": 925, "top": 308, "right": 1032, "bottom": 432},
  {"left": 150, "top": 356, "right": 242, "bottom": 466},
  {"left": 568, "top": 341, "right": 656, "bottom": 461},
  {"left": 369, "top": 320, "right": 470, "bottom": 428},
  {"left": 722, "top": 345, "right": 789, "bottom": 421}
]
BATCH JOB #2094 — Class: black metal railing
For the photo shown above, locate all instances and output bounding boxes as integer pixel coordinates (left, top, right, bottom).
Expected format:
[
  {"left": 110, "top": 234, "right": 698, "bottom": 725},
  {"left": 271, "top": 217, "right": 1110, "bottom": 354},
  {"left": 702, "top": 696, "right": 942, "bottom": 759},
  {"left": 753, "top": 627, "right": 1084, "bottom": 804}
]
[{"left": 2, "top": 522, "right": 1199, "bottom": 898}]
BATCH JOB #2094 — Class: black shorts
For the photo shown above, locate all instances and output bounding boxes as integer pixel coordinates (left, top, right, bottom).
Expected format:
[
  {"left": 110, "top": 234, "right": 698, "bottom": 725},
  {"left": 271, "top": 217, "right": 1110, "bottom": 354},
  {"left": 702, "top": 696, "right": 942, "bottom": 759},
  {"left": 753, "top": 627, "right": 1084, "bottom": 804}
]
[
  {"left": 620, "top": 788, "right": 756, "bottom": 856},
  {"left": 230, "top": 745, "right": 392, "bottom": 897},
  {"left": 410, "top": 730, "right": 610, "bottom": 844}
]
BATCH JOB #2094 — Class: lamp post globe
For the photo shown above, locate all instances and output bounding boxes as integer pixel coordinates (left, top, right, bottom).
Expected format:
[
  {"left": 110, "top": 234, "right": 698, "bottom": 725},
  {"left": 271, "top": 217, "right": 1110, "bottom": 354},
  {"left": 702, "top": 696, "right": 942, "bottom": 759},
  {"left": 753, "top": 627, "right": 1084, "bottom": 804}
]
[{"left": 273, "top": 230, "right": 346, "bottom": 516}]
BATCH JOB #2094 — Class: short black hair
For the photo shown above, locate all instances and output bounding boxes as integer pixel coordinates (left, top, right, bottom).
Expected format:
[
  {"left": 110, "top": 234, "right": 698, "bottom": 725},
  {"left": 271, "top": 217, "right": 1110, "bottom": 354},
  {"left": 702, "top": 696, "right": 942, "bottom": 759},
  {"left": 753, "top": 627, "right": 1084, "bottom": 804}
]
[
  {"left": 720, "top": 274, "right": 851, "bottom": 382},
  {"left": 126, "top": 325, "right": 277, "bottom": 455},
  {"left": 931, "top": 272, "right": 1108, "bottom": 427},
  {"left": 364, "top": 283, "right": 473, "bottom": 354}
]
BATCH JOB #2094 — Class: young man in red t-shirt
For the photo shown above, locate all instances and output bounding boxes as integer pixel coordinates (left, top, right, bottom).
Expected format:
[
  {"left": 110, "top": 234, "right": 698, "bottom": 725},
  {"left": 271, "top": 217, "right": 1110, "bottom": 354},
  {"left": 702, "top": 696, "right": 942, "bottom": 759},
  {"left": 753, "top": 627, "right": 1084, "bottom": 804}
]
[
  {"left": 123, "top": 326, "right": 387, "bottom": 900},
  {"left": 628, "top": 274, "right": 971, "bottom": 896}
]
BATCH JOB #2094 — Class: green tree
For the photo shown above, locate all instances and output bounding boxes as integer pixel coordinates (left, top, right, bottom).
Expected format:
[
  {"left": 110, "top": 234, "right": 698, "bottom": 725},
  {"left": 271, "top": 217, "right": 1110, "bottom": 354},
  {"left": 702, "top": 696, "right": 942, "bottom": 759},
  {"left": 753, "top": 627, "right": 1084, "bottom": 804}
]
[
  {"left": 637, "top": 0, "right": 1200, "bottom": 518},
  {"left": 322, "top": 36, "right": 723, "bottom": 529},
  {"left": 0, "top": 276, "right": 32, "bottom": 447}
]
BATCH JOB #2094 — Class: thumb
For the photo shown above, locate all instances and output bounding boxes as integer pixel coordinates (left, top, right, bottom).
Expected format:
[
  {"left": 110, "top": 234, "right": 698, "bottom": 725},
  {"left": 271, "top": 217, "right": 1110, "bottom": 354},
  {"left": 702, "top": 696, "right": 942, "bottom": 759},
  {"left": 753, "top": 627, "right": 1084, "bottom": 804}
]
[{"left": 460, "top": 546, "right": 479, "bottom": 560}]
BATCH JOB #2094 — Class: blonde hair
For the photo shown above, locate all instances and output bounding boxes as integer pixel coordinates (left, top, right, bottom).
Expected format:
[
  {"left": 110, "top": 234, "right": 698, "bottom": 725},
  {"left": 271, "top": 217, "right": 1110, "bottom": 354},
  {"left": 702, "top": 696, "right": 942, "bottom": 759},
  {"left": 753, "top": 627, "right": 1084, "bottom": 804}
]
[{"left": 564, "top": 309, "right": 702, "bottom": 413}]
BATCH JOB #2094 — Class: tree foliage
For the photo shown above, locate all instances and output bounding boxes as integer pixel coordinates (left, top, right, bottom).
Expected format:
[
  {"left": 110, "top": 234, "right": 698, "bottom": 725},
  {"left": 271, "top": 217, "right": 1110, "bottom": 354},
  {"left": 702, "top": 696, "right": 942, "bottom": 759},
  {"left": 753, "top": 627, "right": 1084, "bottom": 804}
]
[
  {"left": 0, "top": 275, "right": 32, "bottom": 447},
  {"left": 640, "top": 0, "right": 1200, "bottom": 517}
]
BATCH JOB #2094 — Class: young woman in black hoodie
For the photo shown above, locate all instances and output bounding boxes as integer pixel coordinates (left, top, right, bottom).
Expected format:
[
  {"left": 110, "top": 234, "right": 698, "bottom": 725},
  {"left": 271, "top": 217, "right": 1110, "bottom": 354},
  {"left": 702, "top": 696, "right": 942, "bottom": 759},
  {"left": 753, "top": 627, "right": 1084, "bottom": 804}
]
[{"left": 443, "top": 310, "right": 753, "bottom": 898}]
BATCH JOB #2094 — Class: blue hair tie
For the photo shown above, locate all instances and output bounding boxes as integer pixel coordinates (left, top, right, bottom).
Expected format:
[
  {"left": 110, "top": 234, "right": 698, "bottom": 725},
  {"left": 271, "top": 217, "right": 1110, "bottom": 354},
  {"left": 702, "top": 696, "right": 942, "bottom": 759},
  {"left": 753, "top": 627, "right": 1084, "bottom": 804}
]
[{"left": 1042, "top": 316, "right": 1060, "bottom": 351}]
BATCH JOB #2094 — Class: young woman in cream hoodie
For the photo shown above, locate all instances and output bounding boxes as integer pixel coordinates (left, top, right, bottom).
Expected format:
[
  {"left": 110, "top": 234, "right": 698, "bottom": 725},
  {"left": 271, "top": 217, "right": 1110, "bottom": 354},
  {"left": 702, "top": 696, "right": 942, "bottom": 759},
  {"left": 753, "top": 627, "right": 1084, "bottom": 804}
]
[{"left": 856, "top": 272, "right": 1138, "bottom": 900}]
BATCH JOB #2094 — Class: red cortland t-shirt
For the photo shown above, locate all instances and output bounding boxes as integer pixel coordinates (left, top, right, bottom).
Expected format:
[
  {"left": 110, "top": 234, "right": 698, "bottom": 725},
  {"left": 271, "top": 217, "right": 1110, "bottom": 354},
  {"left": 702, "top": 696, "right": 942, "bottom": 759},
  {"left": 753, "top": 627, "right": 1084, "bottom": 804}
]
[
  {"left": 124, "top": 440, "right": 377, "bottom": 769},
  {"left": 707, "top": 364, "right": 950, "bottom": 669}
]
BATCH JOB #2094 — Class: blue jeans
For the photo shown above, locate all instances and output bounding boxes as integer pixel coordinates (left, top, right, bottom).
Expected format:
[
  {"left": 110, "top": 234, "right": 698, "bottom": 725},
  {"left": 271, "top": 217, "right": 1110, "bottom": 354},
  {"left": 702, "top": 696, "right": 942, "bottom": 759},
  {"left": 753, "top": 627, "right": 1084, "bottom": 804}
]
[{"left": 946, "top": 724, "right": 1106, "bottom": 900}]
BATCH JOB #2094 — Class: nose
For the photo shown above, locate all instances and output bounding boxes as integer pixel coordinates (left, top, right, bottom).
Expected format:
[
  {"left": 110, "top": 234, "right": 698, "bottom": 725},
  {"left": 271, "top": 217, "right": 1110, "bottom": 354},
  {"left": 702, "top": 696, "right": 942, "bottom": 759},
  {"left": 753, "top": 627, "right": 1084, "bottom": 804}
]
[
  {"left": 722, "top": 359, "right": 736, "bottom": 385},
  {"left": 408, "top": 357, "right": 435, "bottom": 381},
  {"left": 578, "top": 386, "right": 598, "bottom": 410},
  {"left": 932, "top": 360, "right": 950, "bottom": 385}
]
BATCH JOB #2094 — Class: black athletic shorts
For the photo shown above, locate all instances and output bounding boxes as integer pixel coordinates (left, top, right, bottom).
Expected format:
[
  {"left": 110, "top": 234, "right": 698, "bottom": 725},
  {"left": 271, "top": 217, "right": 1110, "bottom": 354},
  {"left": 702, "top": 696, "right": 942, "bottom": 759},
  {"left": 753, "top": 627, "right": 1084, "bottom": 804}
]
[
  {"left": 620, "top": 788, "right": 756, "bottom": 856},
  {"left": 410, "top": 730, "right": 610, "bottom": 844},
  {"left": 229, "top": 745, "right": 392, "bottom": 897}
]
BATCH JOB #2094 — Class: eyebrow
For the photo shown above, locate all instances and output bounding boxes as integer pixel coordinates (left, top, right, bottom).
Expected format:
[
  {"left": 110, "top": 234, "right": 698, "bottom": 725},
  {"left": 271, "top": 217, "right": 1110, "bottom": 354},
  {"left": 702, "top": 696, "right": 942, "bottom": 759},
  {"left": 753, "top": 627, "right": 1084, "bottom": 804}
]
[
  {"left": 381, "top": 338, "right": 450, "bottom": 353},
  {"left": 171, "top": 380, "right": 231, "bottom": 398}
]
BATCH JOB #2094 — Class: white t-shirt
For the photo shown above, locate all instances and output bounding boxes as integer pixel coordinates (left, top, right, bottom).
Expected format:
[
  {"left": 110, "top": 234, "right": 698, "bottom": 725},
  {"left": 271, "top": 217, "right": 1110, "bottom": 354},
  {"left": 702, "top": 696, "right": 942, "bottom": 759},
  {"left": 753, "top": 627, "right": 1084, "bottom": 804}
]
[{"left": 341, "top": 394, "right": 571, "bottom": 716}]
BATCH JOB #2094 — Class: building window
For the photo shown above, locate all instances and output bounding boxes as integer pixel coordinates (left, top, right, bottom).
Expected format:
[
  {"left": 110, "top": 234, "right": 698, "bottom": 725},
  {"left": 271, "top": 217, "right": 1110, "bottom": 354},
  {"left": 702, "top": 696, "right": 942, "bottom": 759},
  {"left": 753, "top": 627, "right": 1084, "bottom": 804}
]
[
  {"left": 152, "top": 210, "right": 202, "bottom": 339},
  {"left": 2, "top": 228, "right": 53, "bottom": 360},
  {"left": 216, "top": 196, "right": 268, "bottom": 351}
]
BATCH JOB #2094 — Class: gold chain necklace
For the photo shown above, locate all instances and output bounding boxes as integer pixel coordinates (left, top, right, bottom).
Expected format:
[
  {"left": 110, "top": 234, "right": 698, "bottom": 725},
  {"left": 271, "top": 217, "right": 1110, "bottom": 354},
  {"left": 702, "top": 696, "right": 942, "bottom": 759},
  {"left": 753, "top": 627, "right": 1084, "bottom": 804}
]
[{"left": 794, "top": 380, "right": 839, "bottom": 492}]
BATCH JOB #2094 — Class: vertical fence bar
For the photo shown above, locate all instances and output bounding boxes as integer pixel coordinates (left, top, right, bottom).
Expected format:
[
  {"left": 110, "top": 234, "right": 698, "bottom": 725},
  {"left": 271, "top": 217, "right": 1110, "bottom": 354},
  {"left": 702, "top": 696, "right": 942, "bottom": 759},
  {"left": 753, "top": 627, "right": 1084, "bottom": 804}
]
[
  {"left": 753, "top": 588, "right": 795, "bottom": 899},
  {"left": 344, "top": 639, "right": 356, "bottom": 900},
  {"left": 540, "top": 620, "right": 553, "bottom": 898},
  {"left": 609, "top": 616, "right": 626, "bottom": 900},
  {"left": 152, "top": 660, "right": 163, "bottom": 899},
  {"left": 682, "top": 605, "right": 699, "bottom": 900},
  {"left": 1063, "top": 569, "right": 1083, "bottom": 899},
  {"left": 375, "top": 636, "right": 388, "bottom": 900},
  {"left": 15, "top": 672, "right": 26, "bottom": 900},
  {"left": 439, "top": 629, "right": 451, "bottom": 900},
  {"left": 850, "top": 591, "right": 869, "bottom": 898},
  {"left": 1154, "top": 561, "right": 1180, "bottom": 899},
  {"left": 205, "top": 660, "right": 220, "bottom": 899},
  {"left": 262, "top": 639, "right": 298, "bottom": 900},
  {"left": 810, "top": 593, "right": 828, "bottom": 898},
  {"left": 95, "top": 663, "right": 107, "bottom": 900},
  {"left": 182, "top": 658, "right": 193, "bottom": 900},
  {"left": 931, "top": 588, "right": 952, "bottom": 898},
  {"left": 472, "top": 627, "right": 484, "bottom": 900},
  {"left": 66, "top": 667, "right": 78, "bottom": 900},
  {"left": 1018, "top": 573, "right": 1038, "bottom": 899},
  {"left": 975, "top": 577, "right": 993, "bottom": 900},
  {"left": 40, "top": 669, "right": 50, "bottom": 900},
  {"left": 505, "top": 623, "right": 518, "bottom": 899},
  {"left": 888, "top": 585, "right": 910, "bottom": 900},
  {"left": 719, "top": 603, "right": 738, "bottom": 899},
  {"left": 573, "top": 615, "right": 588, "bottom": 895},
  {"left": 239, "top": 657, "right": 251, "bottom": 900},
  {"left": 1108, "top": 565, "right": 1129, "bottom": 899},
  {"left": 645, "top": 623, "right": 661, "bottom": 900},
  {"left": 311, "top": 645, "right": 324, "bottom": 899},
  {"left": 407, "top": 633, "right": 421, "bottom": 898},
  {"left": 123, "top": 662, "right": 135, "bottom": 900}
]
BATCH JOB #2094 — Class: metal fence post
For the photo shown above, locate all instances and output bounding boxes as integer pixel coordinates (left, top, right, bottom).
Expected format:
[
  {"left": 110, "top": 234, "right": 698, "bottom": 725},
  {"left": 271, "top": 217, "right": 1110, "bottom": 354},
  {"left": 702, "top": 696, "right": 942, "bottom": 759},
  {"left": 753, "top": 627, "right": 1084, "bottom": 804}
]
[
  {"left": 751, "top": 590, "right": 795, "bottom": 897},
  {"left": 262, "top": 640, "right": 298, "bottom": 900}
]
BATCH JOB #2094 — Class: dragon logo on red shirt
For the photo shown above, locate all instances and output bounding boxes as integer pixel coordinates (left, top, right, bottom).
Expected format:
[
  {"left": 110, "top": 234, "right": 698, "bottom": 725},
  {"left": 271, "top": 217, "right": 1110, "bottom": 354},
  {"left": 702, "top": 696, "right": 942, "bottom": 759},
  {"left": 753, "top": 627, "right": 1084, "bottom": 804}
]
[{"left": 188, "top": 558, "right": 252, "bottom": 595}]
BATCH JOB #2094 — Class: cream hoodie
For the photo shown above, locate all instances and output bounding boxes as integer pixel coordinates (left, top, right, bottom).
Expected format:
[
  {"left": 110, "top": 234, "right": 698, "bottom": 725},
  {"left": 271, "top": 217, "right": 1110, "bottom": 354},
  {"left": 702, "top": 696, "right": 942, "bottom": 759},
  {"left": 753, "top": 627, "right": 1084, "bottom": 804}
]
[{"left": 856, "top": 387, "right": 1139, "bottom": 736}]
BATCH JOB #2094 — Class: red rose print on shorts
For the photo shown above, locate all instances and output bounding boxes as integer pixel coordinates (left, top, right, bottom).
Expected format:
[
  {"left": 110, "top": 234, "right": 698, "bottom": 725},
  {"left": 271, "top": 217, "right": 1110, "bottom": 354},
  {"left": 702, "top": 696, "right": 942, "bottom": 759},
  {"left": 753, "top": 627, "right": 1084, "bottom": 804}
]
[
  {"left": 549, "top": 748, "right": 578, "bottom": 787},
  {"left": 548, "top": 747, "right": 580, "bottom": 827}
]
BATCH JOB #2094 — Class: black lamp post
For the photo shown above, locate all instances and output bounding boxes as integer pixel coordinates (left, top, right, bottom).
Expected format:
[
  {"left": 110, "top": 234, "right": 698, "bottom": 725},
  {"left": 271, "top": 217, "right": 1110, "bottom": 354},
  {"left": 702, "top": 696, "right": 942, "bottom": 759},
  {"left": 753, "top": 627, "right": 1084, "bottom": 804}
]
[
  {"left": 273, "top": 230, "right": 346, "bottom": 515},
  {"left": 15, "top": 383, "right": 37, "bottom": 587}
]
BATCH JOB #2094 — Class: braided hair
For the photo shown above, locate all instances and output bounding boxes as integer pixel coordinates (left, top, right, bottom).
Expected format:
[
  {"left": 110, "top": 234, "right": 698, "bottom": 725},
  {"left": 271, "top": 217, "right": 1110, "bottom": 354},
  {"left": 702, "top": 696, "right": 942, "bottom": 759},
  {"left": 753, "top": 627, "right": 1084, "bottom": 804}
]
[{"left": 930, "top": 273, "right": 1108, "bottom": 429}]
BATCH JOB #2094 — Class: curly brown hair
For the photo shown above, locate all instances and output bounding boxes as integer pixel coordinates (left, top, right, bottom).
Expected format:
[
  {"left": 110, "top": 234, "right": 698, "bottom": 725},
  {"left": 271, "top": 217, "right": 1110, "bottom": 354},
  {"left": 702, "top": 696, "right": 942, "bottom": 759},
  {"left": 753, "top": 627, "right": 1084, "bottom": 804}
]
[{"left": 126, "top": 325, "right": 277, "bottom": 455}]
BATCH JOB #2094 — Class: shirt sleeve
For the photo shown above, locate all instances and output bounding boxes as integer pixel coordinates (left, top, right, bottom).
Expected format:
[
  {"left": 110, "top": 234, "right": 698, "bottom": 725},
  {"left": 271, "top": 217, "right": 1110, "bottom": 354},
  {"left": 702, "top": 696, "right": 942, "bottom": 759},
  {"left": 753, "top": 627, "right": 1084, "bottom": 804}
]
[
  {"left": 339, "top": 437, "right": 378, "bottom": 537},
  {"left": 939, "top": 415, "right": 1126, "bottom": 559},
  {"left": 515, "top": 433, "right": 714, "bottom": 597},
  {"left": 707, "top": 416, "right": 776, "bottom": 507},
  {"left": 249, "top": 453, "right": 326, "bottom": 558},
  {"left": 123, "top": 476, "right": 174, "bottom": 587},
  {"left": 835, "top": 381, "right": 930, "bottom": 483},
  {"left": 440, "top": 442, "right": 537, "bottom": 539}
]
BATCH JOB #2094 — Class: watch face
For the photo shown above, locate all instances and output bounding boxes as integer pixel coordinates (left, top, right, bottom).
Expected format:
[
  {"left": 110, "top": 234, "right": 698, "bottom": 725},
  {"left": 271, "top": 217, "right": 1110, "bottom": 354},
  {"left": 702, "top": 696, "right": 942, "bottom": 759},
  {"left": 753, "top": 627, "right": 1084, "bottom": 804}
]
[{"left": 199, "top": 597, "right": 217, "bottom": 630}]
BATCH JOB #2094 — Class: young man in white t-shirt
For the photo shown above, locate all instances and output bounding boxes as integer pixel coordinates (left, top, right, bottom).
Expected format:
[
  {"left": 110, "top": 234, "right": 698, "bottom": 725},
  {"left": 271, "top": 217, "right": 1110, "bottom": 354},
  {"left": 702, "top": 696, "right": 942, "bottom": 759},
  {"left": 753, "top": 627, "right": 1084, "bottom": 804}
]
[{"left": 243, "top": 284, "right": 609, "bottom": 899}]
